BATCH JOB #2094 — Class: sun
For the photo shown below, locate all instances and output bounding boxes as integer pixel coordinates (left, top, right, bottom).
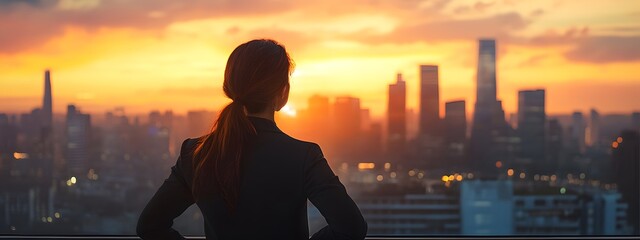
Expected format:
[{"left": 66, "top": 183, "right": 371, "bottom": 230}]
[{"left": 280, "top": 104, "right": 297, "bottom": 117}]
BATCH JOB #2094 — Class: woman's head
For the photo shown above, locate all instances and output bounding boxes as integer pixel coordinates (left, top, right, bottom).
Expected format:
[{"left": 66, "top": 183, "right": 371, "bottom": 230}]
[
  {"left": 192, "top": 39, "right": 294, "bottom": 211},
  {"left": 224, "top": 39, "right": 293, "bottom": 114}
]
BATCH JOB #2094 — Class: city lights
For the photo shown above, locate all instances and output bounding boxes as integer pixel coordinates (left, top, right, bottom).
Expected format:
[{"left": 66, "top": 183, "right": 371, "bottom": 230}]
[
  {"left": 357, "top": 162, "right": 375, "bottom": 170},
  {"left": 13, "top": 152, "right": 28, "bottom": 160}
]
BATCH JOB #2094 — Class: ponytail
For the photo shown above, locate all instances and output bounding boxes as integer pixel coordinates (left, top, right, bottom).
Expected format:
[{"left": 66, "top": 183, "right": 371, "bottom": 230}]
[
  {"left": 191, "top": 39, "right": 291, "bottom": 212},
  {"left": 192, "top": 100, "right": 256, "bottom": 211}
]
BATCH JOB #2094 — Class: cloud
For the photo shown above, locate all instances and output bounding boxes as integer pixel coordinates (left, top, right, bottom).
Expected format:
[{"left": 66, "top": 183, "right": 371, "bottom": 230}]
[
  {"left": 565, "top": 36, "right": 640, "bottom": 63},
  {"left": 159, "top": 86, "right": 222, "bottom": 97},
  {"left": 524, "top": 27, "right": 640, "bottom": 63},
  {"left": 0, "top": 0, "right": 294, "bottom": 53},
  {"left": 352, "top": 12, "right": 529, "bottom": 44}
]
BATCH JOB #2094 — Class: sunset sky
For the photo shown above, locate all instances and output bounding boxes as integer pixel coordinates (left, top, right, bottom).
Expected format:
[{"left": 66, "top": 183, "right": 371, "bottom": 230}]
[{"left": 1, "top": 0, "right": 639, "bottom": 119}]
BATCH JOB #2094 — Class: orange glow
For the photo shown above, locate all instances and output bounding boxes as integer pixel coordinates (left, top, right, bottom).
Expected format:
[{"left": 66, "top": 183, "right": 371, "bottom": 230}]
[
  {"left": 495, "top": 161, "right": 503, "bottom": 168},
  {"left": 507, "top": 168, "right": 514, "bottom": 177},
  {"left": 441, "top": 175, "right": 448, "bottom": 182},
  {"left": 357, "top": 162, "right": 375, "bottom": 170},
  {"left": 612, "top": 141, "right": 619, "bottom": 148},
  {"left": 617, "top": 137, "right": 623, "bottom": 143},
  {"left": 455, "top": 175, "right": 463, "bottom": 181},
  {"left": 13, "top": 152, "right": 28, "bottom": 160}
]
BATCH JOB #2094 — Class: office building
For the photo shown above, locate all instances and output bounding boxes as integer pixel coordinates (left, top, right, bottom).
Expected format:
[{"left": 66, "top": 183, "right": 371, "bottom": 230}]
[
  {"left": 387, "top": 73, "right": 407, "bottom": 155},
  {"left": 444, "top": 100, "right": 467, "bottom": 164},
  {"left": 419, "top": 65, "right": 440, "bottom": 137},
  {"left": 66, "top": 105, "right": 91, "bottom": 177},
  {"left": 517, "top": 89, "right": 546, "bottom": 169}
]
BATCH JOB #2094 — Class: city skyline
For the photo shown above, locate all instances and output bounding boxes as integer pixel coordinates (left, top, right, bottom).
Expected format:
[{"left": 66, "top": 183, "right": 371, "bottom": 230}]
[{"left": 2, "top": 38, "right": 638, "bottom": 237}]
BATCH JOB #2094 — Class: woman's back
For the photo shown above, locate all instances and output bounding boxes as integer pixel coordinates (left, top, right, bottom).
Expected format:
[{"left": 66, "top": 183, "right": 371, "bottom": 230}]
[{"left": 137, "top": 117, "right": 367, "bottom": 239}]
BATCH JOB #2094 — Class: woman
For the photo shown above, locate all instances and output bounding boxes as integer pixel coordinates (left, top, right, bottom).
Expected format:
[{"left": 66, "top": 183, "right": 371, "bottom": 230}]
[{"left": 136, "top": 39, "right": 367, "bottom": 240}]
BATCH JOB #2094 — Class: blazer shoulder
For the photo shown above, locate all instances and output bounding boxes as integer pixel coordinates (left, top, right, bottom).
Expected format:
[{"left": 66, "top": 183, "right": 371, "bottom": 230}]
[
  {"left": 278, "top": 132, "right": 321, "bottom": 150},
  {"left": 180, "top": 137, "right": 200, "bottom": 157},
  {"left": 282, "top": 134, "right": 324, "bottom": 160},
  {"left": 174, "top": 138, "right": 199, "bottom": 178}
]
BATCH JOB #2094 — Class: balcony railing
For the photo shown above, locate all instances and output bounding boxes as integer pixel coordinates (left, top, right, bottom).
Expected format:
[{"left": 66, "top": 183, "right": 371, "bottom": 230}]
[{"left": 0, "top": 236, "right": 638, "bottom": 240}]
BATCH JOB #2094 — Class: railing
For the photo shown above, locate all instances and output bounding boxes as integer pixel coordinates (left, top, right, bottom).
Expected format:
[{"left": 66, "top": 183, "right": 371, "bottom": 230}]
[{"left": 0, "top": 236, "right": 638, "bottom": 240}]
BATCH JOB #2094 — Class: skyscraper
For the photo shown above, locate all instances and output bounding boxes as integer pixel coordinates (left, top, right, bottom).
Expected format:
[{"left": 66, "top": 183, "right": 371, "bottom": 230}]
[
  {"left": 571, "top": 112, "right": 586, "bottom": 153},
  {"left": 611, "top": 130, "right": 640, "bottom": 233},
  {"left": 298, "top": 95, "right": 330, "bottom": 147},
  {"left": 419, "top": 65, "right": 440, "bottom": 137},
  {"left": 41, "top": 69, "right": 54, "bottom": 161},
  {"left": 586, "top": 109, "right": 600, "bottom": 147},
  {"left": 445, "top": 101, "right": 466, "bottom": 143},
  {"left": 43, "top": 70, "right": 52, "bottom": 128},
  {"left": 470, "top": 39, "right": 506, "bottom": 172},
  {"left": 444, "top": 100, "right": 467, "bottom": 164},
  {"left": 546, "top": 119, "right": 563, "bottom": 172},
  {"left": 388, "top": 73, "right": 406, "bottom": 155},
  {"left": 476, "top": 39, "right": 497, "bottom": 105},
  {"left": 517, "top": 89, "right": 546, "bottom": 170},
  {"left": 66, "top": 105, "right": 91, "bottom": 176},
  {"left": 333, "top": 96, "right": 362, "bottom": 163}
]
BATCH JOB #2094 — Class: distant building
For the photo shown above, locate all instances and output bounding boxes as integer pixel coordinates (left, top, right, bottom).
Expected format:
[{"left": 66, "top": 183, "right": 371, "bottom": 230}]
[
  {"left": 66, "top": 105, "right": 91, "bottom": 177},
  {"left": 148, "top": 110, "right": 173, "bottom": 129},
  {"left": 546, "top": 119, "right": 564, "bottom": 172},
  {"left": 296, "top": 95, "right": 331, "bottom": 150},
  {"left": 358, "top": 193, "right": 460, "bottom": 235},
  {"left": 387, "top": 73, "right": 407, "bottom": 156},
  {"left": 186, "top": 110, "right": 216, "bottom": 137},
  {"left": 611, "top": 130, "right": 640, "bottom": 234},
  {"left": 513, "top": 194, "right": 581, "bottom": 234},
  {"left": 41, "top": 70, "right": 54, "bottom": 170},
  {"left": 0, "top": 114, "right": 18, "bottom": 177},
  {"left": 419, "top": 65, "right": 440, "bottom": 138},
  {"left": 461, "top": 180, "right": 514, "bottom": 235},
  {"left": 444, "top": 100, "right": 467, "bottom": 165},
  {"left": 333, "top": 96, "right": 362, "bottom": 163},
  {"left": 517, "top": 89, "right": 546, "bottom": 170},
  {"left": 571, "top": 112, "right": 587, "bottom": 153},
  {"left": 586, "top": 109, "right": 600, "bottom": 147}
]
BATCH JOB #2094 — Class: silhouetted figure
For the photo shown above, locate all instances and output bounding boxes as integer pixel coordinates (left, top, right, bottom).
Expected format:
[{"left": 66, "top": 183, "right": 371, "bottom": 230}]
[{"left": 136, "top": 39, "right": 367, "bottom": 240}]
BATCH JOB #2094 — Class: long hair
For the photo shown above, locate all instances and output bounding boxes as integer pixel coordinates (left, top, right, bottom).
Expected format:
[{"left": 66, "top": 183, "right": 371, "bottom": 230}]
[{"left": 191, "top": 39, "right": 294, "bottom": 212}]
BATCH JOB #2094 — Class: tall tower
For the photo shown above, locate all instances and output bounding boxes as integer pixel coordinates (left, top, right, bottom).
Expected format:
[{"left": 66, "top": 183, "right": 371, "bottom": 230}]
[
  {"left": 419, "top": 65, "right": 440, "bottom": 137},
  {"left": 43, "top": 69, "right": 53, "bottom": 127},
  {"left": 476, "top": 39, "right": 497, "bottom": 104},
  {"left": 470, "top": 39, "right": 504, "bottom": 173},
  {"left": 387, "top": 73, "right": 406, "bottom": 156}
]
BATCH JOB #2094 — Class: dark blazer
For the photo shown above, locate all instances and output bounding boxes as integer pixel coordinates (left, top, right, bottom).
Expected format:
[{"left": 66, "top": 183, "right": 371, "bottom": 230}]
[{"left": 137, "top": 116, "right": 367, "bottom": 240}]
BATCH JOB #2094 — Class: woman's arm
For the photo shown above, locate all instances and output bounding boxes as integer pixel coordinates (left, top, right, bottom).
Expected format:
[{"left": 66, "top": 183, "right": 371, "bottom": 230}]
[
  {"left": 304, "top": 144, "right": 368, "bottom": 240},
  {"left": 137, "top": 139, "right": 195, "bottom": 240}
]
